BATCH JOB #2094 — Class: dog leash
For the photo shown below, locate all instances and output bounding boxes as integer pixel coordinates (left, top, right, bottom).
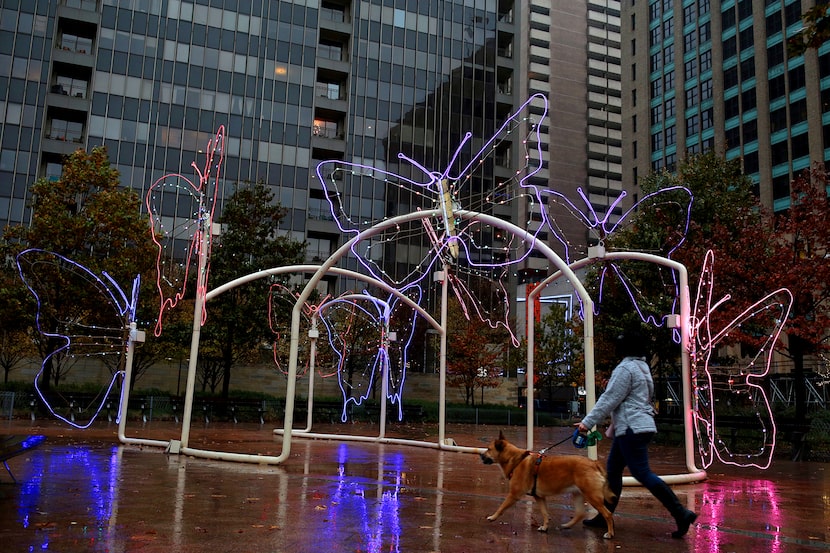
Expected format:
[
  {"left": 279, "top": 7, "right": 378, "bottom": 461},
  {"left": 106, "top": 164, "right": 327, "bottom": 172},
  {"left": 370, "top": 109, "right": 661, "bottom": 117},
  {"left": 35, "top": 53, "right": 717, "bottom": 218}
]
[
  {"left": 537, "top": 429, "right": 603, "bottom": 454},
  {"left": 537, "top": 434, "right": 572, "bottom": 454}
]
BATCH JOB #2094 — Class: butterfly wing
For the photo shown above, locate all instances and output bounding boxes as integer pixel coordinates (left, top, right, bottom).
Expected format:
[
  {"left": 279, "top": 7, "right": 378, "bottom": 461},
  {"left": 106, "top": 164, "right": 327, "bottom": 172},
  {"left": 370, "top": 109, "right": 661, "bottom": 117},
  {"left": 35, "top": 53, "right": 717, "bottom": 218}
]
[
  {"left": 691, "top": 251, "right": 794, "bottom": 469},
  {"left": 16, "top": 249, "right": 138, "bottom": 428},
  {"left": 146, "top": 126, "right": 225, "bottom": 336}
]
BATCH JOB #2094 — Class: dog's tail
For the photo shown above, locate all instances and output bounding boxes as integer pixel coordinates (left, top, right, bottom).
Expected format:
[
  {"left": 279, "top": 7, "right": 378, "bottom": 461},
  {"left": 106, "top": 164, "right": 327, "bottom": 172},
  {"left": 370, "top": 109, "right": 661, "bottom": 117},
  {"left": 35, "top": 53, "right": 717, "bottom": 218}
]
[{"left": 596, "top": 461, "right": 617, "bottom": 504}]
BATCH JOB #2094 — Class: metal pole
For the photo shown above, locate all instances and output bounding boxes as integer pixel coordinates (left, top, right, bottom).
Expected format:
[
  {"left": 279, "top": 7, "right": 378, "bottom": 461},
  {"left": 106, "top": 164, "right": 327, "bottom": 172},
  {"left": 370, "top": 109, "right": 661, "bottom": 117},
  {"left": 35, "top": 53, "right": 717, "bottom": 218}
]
[
  {"left": 438, "top": 266, "right": 449, "bottom": 446},
  {"left": 180, "top": 211, "right": 211, "bottom": 449}
]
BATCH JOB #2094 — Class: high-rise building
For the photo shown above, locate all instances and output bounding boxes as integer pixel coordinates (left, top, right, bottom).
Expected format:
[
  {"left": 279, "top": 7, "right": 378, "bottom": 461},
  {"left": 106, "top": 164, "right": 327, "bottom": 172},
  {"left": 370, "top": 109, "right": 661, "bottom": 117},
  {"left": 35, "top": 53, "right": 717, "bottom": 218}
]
[
  {"left": 0, "top": 0, "right": 623, "bottom": 304},
  {"left": 623, "top": 0, "right": 829, "bottom": 212}
]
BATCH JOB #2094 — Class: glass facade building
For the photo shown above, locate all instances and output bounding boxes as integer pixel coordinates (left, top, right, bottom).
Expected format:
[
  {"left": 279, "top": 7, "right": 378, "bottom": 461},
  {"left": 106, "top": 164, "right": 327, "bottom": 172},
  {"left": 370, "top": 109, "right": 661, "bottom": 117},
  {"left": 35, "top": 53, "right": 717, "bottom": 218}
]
[
  {"left": 1, "top": 0, "right": 624, "bottom": 298},
  {"left": 623, "top": 0, "right": 830, "bottom": 213}
]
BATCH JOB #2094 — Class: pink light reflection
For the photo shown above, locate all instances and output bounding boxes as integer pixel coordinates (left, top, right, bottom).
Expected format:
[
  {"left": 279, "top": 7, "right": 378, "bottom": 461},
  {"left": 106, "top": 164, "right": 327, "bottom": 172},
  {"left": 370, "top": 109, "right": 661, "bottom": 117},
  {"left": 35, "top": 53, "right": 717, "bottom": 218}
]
[{"left": 693, "top": 477, "right": 784, "bottom": 553}]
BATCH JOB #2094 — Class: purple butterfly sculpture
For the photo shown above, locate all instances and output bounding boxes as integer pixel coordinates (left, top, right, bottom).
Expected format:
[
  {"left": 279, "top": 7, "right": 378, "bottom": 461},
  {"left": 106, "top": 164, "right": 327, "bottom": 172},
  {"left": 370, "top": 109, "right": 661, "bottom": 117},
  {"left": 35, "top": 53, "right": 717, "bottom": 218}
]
[{"left": 17, "top": 249, "right": 139, "bottom": 428}]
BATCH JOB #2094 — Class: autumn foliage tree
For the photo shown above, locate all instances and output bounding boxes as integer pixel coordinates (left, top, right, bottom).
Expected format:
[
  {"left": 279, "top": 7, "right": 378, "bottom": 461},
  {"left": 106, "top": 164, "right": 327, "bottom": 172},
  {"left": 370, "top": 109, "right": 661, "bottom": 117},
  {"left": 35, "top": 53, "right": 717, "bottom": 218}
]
[
  {"left": 1, "top": 147, "right": 156, "bottom": 389},
  {"left": 201, "top": 181, "right": 305, "bottom": 399},
  {"left": 445, "top": 298, "right": 508, "bottom": 406},
  {"left": 711, "top": 166, "right": 830, "bottom": 421}
]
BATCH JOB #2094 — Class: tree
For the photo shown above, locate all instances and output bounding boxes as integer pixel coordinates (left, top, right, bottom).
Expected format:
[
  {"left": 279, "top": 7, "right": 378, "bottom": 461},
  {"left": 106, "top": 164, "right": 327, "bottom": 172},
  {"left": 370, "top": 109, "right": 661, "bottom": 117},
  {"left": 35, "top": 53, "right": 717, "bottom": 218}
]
[
  {"left": 0, "top": 263, "right": 36, "bottom": 382},
  {"left": 602, "top": 151, "right": 760, "bottom": 371},
  {"left": 1, "top": 147, "right": 156, "bottom": 389},
  {"left": 715, "top": 166, "right": 830, "bottom": 423},
  {"left": 445, "top": 298, "right": 507, "bottom": 406},
  {"left": 534, "top": 303, "right": 584, "bottom": 387},
  {"left": 201, "top": 181, "right": 305, "bottom": 398},
  {"left": 788, "top": 3, "right": 830, "bottom": 57}
]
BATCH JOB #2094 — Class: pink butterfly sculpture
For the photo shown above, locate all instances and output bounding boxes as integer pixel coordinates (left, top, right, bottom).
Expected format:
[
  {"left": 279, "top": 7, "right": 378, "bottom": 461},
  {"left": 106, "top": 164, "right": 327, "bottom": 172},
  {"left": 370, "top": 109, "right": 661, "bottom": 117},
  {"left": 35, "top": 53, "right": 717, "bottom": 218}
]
[
  {"left": 690, "top": 250, "right": 793, "bottom": 469},
  {"left": 146, "top": 126, "right": 225, "bottom": 336}
]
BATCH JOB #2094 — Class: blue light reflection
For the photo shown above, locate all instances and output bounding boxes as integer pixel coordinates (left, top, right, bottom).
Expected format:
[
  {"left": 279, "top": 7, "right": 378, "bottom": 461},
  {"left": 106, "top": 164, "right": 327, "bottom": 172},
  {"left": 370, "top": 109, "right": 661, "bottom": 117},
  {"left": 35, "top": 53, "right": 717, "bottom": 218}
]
[{"left": 14, "top": 444, "right": 120, "bottom": 552}]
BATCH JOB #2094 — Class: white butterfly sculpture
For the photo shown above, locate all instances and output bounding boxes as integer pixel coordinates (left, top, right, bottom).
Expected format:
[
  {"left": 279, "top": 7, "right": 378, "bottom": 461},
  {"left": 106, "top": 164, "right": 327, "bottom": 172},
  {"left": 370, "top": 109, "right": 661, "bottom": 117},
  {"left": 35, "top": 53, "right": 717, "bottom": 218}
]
[
  {"left": 315, "top": 94, "right": 551, "bottom": 347},
  {"left": 146, "top": 126, "right": 225, "bottom": 336},
  {"left": 16, "top": 249, "right": 139, "bottom": 428},
  {"left": 690, "top": 250, "right": 793, "bottom": 469}
]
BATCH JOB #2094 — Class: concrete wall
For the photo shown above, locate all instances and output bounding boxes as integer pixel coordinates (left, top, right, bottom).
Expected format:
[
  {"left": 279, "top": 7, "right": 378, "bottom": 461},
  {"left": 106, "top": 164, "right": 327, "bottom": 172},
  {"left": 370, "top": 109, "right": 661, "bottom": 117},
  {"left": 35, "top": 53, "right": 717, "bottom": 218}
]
[{"left": 10, "top": 359, "right": 522, "bottom": 406}]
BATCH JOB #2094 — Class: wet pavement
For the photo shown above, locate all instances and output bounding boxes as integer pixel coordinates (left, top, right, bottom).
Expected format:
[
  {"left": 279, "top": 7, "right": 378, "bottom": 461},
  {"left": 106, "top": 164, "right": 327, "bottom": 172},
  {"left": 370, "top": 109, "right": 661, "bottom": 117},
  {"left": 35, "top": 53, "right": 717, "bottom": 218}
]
[{"left": 1, "top": 419, "right": 829, "bottom": 552}]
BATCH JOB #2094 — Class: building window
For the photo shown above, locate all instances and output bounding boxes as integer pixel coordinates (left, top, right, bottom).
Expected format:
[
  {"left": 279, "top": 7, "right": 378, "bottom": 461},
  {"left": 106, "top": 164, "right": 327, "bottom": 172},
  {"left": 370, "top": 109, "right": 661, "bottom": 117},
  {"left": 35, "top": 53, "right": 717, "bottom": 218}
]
[
  {"left": 739, "top": 26, "right": 754, "bottom": 51},
  {"left": 652, "top": 131, "right": 664, "bottom": 151},
  {"left": 700, "top": 50, "right": 712, "bottom": 72},
  {"left": 663, "top": 43, "right": 674, "bottom": 62},
  {"left": 738, "top": 0, "right": 752, "bottom": 21},
  {"left": 685, "top": 85, "right": 698, "bottom": 107},
  {"left": 740, "top": 57, "right": 755, "bottom": 80},
  {"left": 770, "top": 106, "right": 787, "bottom": 132},
  {"left": 742, "top": 118, "right": 758, "bottom": 143},
  {"left": 701, "top": 78, "right": 713, "bottom": 101},
  {"left": 769, "top": 74, "right": 786, "bottom": 101},
  {"left": 683, "top": 4, "right": 696, "bottom": 26},
  {"left": 684, "top": 58, "right": 697, "bottom": 79},
  {"left": 650, "top": 26, "right": 661, "bottom": 47},
  {"left": 722, "top": 6, "right": 736, "bottom": 29},
  {"left": 651, "top": 51, "right": 662, "bottom": 72},
  {"left": 723, "top": 36, "right": 737, "bottom": 59},
  {"left": 663, "top": 17, "right": 674, "bottom": 39},
  {"left": 724, "top": 65, "right": 739, "bottom": 89},
  {"left": 741, "top": 88, "right": 757, "bottom": 111},
  {"left": 686, "top": 114, "right": 699, "bottom": 135},
  {"left": 666, "top": 124, "right": 676, "bottom": 146},
  {"left": 665, "top": 96, "right": 676, "bottom": 118},
  {"left": 651, "top": 104, "right": 663, "bottom": 125},
  {"left": 664, "top": 69, "right": 675, "bottom": 90},
  {"left": 790, "top": 98, "right": 808, "bottom": 125},
  {"left": 767, "top": 42, "right": 784, "bottom": 67},
  {"left": 725, "top": 95, "right": 740, "bottom": 119},
  {"left": 699, "top": 21, "right": 711, "bottom": 43},
  {"left": 702, "top": 108, "right": 713, "bottom": 130},
  {"left": 788, "top": 65, "right": 806, "bottom": 90},
  {"left": 651, "top": 77, "right": 663, "bottom": 98},
  {"left": 684, "top": 30, "right": 697, "bottom": 52}
]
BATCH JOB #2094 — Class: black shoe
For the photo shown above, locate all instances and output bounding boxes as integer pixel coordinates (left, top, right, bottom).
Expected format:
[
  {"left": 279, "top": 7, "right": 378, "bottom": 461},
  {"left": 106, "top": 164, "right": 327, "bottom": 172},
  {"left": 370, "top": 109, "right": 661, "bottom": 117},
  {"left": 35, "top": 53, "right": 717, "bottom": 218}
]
[
  {"left": 582, "top": 514, "right": 607, "bottom": 530},
  {"left": 671, "top": 510, "right": 697, "bottom": 538}
]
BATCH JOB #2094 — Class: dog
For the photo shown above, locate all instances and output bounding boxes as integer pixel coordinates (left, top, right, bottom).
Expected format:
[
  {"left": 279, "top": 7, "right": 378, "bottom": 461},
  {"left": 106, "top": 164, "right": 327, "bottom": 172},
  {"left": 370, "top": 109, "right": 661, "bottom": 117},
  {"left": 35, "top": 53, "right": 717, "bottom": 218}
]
[{"left": 479, "top": 431, "right": 615, "bottom": 539}]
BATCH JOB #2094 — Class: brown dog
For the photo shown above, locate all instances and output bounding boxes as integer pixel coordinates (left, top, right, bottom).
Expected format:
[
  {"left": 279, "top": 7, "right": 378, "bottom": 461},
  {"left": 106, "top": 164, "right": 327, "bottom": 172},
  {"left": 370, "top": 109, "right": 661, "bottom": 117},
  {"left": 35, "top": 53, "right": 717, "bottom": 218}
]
[{"left": 480, "top": 431, "right": 616, "bottom": 539}]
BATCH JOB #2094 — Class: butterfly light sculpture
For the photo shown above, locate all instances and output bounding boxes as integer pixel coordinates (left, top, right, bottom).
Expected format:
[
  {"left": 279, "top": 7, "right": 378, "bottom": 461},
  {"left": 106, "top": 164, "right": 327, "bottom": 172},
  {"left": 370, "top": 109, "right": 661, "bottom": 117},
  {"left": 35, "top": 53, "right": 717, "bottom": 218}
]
[
  {"left": 315, "top": 94, "right": 551, "bottom": 348},
  {"left": 542, "top": 185, "right": 693, "bottom": 330},
  {"left": 16, "top": 249, "right": 139, "bottom": 428},
  {"left": 146, "top": 126, "right": 225, "bottom": 336},
  {"left": 690, "top": 250, "right": 793, "bottom": 469},
  {"left": 317, "top": 289, "right": 420, "bottom": 421}
]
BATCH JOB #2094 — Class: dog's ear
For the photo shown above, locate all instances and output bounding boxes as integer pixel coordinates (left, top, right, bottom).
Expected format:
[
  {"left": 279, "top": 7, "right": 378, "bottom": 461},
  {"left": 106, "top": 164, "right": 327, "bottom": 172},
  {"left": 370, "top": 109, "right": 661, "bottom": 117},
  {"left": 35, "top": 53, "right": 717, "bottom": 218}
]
[{"left": 498, "top": 430, "right": 505, "bottom": 440}]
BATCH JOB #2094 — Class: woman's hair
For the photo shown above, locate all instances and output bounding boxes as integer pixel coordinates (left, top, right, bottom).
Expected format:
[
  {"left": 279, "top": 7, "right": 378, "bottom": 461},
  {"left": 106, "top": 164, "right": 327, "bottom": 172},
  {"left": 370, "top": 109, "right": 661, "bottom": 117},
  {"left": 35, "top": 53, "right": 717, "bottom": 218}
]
[{"left": 615, "top": 327, "right": 649, "bottom": 358}]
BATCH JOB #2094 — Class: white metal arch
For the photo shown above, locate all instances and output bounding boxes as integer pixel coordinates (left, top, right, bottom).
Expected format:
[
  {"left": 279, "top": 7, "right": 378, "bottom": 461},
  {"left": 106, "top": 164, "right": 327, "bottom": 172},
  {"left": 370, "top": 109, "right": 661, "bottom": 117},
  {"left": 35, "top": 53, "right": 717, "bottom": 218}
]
[{"left": 527, "top": 246, "right": 706, "bottom": 484}]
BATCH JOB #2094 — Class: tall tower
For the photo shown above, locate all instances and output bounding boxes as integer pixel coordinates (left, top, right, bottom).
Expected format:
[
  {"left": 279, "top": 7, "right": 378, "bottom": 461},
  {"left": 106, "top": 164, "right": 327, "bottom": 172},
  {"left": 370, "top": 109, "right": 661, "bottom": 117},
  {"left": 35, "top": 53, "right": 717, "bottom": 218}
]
[{"left": 622, "top": 0, "right": 829, "bottom": 212}]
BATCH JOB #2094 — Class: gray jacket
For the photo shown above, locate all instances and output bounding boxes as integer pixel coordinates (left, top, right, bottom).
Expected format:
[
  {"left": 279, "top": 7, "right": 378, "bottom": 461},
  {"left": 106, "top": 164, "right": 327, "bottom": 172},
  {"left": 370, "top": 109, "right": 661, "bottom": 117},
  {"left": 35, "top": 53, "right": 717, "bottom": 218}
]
[{"left": 581, "top": 356, "right": 657, "bottom": 437}]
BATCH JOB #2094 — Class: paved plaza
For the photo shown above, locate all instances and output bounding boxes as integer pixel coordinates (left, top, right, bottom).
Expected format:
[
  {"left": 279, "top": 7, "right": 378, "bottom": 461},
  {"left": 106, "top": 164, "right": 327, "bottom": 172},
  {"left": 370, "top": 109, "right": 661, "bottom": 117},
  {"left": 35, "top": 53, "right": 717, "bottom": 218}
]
[{"left": 0, "top": 419, "right": 829, "bottom": 552}]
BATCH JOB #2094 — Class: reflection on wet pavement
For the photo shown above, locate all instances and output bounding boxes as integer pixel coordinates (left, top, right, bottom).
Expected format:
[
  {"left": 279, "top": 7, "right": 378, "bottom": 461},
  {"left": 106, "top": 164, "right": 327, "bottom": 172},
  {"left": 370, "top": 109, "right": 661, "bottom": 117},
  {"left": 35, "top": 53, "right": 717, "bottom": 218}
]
[{"left": 1, "top": 421, "right": 829, "bottom": 552}]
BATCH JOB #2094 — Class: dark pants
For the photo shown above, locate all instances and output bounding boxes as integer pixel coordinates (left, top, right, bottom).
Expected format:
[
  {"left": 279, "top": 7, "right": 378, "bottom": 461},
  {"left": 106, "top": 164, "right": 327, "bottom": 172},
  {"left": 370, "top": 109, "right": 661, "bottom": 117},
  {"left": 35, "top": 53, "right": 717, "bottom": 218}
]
[{"left": 606, "top": 428, "right": 685, "bottom": 519}]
